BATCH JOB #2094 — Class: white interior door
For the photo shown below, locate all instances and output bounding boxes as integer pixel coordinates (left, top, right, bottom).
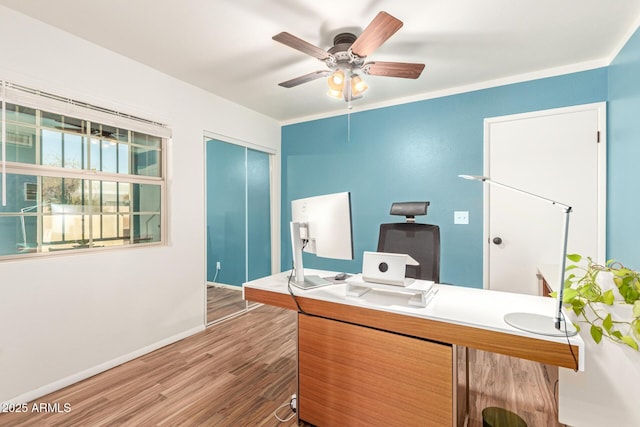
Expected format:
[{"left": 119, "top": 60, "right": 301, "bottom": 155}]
[{"left": 485, "top": 103, "right": 606, "bottom": 294}]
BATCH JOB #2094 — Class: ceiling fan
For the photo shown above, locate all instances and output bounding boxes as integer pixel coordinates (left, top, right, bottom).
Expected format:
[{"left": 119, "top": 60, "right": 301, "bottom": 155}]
[{"left": 273, "top": 11, "right": 425, "bottom": 102}]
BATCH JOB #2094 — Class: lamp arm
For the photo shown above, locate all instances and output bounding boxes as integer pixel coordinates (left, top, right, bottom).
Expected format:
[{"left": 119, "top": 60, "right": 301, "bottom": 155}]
[
  {"left": 459, "top": 174, "right": 573, "bottom": 332},
  {"left": 481, "top": 177, "right": 573, "bottom": 328},
  {"left": 462, "top": 175, "right": 572, "bottom": 211}
]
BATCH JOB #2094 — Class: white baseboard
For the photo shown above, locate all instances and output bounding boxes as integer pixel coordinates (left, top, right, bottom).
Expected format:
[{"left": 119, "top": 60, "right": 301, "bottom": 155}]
[
  {"left": 206, "top": 281, "right": 242, "bottom": 291},
  {"left": 2, "top": 325, "right": 204, "bottom": 405}
]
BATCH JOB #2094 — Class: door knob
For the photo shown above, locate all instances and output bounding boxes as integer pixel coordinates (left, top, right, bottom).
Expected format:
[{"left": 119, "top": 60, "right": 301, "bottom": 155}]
[{"left": 492, "top": 237, "right": 503, "bottom": 245}]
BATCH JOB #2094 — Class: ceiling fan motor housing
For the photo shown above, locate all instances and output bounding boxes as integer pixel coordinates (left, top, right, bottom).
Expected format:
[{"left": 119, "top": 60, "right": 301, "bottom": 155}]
[
  {"left": 333, "top": 32, "right": 357, "bottom": 45},
  {"left": 327, "top": 32, "right": 364, "bottom": 70}
]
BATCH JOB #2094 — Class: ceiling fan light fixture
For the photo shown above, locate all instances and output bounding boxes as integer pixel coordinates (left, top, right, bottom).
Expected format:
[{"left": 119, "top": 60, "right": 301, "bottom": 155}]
[
  {"left": 351, "top": 75, "right": 368, "bottom": 96},
  {"left": 327, "top": 70, "right": 345, "bottom": 91}
]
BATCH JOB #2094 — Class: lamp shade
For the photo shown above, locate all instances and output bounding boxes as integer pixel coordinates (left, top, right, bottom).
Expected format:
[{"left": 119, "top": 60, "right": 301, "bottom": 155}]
[
  {"left": 351, "top": 75, "right": 368, "bottom": 96},
  {"left": 327, "top": 70, "right": 345, "bottom": 91},
  {"left": 327, "top": 88, "right": 343, "bottom": 99}
]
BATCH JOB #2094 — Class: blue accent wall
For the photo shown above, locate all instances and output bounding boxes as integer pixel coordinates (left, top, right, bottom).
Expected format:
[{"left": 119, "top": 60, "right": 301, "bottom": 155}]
[
  {"left": 608, "top": 27, "right": 640, "bottom": 269},
  {"left": 282, "top": 68, "right": 608, "bottom": 288}
]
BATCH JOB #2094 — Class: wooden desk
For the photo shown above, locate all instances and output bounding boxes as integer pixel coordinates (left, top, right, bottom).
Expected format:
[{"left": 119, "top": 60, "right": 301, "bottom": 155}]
[{"left": 244, "top": 270, "right": 583, "bottom": 426}]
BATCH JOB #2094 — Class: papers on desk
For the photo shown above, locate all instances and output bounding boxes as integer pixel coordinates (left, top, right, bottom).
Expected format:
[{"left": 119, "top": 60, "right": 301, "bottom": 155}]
[{"left": 345, "top": 274, "right": 437, "bottom": 308}]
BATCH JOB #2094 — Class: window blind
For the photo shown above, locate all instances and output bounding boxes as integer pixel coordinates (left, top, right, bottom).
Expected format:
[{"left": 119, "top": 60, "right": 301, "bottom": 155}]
[
  {"left": 0, "top": 79, "right": 171, "bottom": 207},
  {"left": 0, "top": 81, "right": 171, "bottom": 138}
]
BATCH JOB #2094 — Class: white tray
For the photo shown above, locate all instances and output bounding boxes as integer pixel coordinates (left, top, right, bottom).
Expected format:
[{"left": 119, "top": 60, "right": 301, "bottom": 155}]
[{"left": 345, "top": 274, "right": 436, "bottom": 307}]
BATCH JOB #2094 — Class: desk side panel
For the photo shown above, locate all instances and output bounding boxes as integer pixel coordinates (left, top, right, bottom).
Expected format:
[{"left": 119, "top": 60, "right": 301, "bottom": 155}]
[{"left": 298, "top": 314, "right": 454, "bottom": 426}]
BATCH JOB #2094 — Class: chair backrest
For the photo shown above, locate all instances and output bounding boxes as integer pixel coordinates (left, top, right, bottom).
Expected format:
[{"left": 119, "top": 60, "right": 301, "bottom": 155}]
[{"left": 377, "top": 222, "right": 440, "bottom": 283}]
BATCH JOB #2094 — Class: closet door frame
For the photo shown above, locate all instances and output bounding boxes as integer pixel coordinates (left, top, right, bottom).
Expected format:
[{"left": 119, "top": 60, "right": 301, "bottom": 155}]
[{"left": 203, "top": 132, "right": 279, "bottom": 320}]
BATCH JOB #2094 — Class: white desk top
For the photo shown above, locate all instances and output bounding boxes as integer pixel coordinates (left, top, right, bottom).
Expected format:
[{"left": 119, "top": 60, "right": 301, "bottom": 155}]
[{"left": 243, "top": 269, "right": 584, "bottom": 370}]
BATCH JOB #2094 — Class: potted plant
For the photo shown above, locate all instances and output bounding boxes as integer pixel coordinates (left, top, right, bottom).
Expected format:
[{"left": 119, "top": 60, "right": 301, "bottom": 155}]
[{"left": 556, "top": 254, "right": 640, "bottom": 350}]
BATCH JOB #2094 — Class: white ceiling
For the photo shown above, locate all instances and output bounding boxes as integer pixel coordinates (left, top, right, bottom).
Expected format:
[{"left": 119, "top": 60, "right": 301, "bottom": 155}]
[{"left": 1, "top": 0, "right": 639, "bottom": 123}]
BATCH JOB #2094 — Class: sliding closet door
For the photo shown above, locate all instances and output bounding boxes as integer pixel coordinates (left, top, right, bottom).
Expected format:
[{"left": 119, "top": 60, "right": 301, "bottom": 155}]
[
  {"left": 246, "top": 148, "right": 271, "bottom": 281},
  {"left": 206, "top": 140, "right": 247, "bottom": 286},
  {"left": 205, "top": 138, "right": 272, "bottom": 323}
]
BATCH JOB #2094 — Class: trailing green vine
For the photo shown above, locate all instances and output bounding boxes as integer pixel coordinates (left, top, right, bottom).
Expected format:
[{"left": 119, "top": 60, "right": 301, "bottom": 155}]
[{"left": 555, "top": 254, "right": 640, "bottom": 350}]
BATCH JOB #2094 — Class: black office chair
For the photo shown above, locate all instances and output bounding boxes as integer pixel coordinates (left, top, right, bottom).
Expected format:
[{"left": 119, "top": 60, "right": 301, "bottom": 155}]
[{"left": 377, "top": 202, "right": 440, "bottom": 283}]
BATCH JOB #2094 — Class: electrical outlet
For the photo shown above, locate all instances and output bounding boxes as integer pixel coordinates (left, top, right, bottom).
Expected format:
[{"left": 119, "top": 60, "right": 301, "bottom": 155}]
[
  {"left": 216, "top": 261, "right": 221, "bottom": 270},
  {"left": 290, "top": 393, "right": 297, "bottom": 412},
  {"left": 454, "top": 211, "right": 469, "bottom": 225}
]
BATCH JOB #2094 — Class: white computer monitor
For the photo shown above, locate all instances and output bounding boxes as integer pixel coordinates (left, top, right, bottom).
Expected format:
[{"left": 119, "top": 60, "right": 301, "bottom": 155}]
[{"left": 290, "top": 191, "right": 353, "bottom": 288}]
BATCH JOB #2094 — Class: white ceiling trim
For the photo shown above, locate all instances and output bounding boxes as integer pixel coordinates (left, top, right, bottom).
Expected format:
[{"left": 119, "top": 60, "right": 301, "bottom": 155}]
[
  {"left": 604, "top": 17, "right": 640, "bottom": 65},
  {"left": 280, "top": 58, "right": 609, "bottom": 126}
]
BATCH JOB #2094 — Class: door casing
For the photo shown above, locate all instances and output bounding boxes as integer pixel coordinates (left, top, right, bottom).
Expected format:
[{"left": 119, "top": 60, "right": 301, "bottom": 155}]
[{"left": 483, "top": 102, "right": 606, "bottom": 293}]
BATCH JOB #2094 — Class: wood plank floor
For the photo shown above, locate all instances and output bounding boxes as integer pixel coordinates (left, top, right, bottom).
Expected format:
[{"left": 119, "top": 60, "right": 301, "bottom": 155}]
[
  {"left": 0, "top": 305, "right": 298, "bottom": 427},
  {"left": 467, "top": 349, "right": 563, "bottom": 427},
  {"left": 0, "top": 305, "right": 564, "bottom": 427},
  {"left": 206, "top": 285, "right": 248, "bottom": 324}
]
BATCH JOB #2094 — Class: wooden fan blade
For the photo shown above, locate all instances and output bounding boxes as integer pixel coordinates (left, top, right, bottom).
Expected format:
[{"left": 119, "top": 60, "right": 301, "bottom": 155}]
[
  {"left": 350, "top": 11, "right": 403, "bottom": 57},
  {"left": 278, "top": 70, "right": 331, "bottom": 88},
  {"left": 273, "top": 32, "right": 331, "bottom": 60},
  {"left": 364, "top": 61, "right": 425, "bottom": 79}
]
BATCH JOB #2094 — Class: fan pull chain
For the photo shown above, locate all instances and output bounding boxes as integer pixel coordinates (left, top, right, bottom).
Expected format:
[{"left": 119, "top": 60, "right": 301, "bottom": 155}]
[{"left": 347, "top": 103, "right": 351, "bottom": 143}]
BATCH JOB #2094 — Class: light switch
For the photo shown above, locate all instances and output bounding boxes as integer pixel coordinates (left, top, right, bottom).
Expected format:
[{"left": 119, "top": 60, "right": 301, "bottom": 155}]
[{"left": 454, "top": 211, "right": 469, "bottom": 225}]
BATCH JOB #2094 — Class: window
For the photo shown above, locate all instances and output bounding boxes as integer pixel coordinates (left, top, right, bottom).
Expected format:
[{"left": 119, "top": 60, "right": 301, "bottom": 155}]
[{"left": 0, "top": 82, "right": 169, "bottom": 258}]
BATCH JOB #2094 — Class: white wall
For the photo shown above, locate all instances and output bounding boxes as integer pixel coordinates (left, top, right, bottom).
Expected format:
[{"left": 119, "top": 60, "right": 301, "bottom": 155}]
[
  {"left": 0, "top": 6, "right": 280, "bottom": 402},
  {"left": 560, "top": 332, "right": 640, "bottom": 426}
]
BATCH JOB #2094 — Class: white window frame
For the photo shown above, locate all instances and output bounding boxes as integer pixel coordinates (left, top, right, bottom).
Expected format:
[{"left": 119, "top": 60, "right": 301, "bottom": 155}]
[{"left": 0, "top": 80, "right": 169, "bottom": 260}]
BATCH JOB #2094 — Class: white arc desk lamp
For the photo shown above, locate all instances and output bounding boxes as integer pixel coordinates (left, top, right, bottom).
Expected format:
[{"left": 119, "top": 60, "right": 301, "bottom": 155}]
[{"left": 460, "top": 174, "right": 577, "bottom": 337}]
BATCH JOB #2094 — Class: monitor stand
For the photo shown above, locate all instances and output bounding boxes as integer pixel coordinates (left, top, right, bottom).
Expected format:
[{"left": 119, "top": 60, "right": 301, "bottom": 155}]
[
  {"left": 290, "top": 222, "right": 334, "bottom": 290},
  {"left": 292, "top": 275, "right": 332, "bottom": 290}
]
